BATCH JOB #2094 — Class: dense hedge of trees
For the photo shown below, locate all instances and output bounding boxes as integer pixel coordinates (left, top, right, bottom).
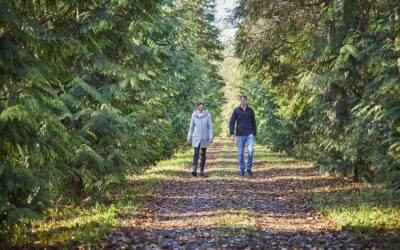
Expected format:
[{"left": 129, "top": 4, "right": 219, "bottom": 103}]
[
  {"left": 0, "top": 0, "right": 224, "bottom": 230},
  {"left": 233, "top": 0, "right": 400, "bottom": 186}
]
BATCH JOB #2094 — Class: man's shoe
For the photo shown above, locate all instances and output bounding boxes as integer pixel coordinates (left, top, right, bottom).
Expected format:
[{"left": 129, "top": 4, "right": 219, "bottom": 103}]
[
  {"left": 240, "top": 171, "right": 245, "bottom": 176},
  {"left": 192, "top": 171, "right": 197, "bottom": 177},
  {"left": 200, "top": 172, "right": 208, "bottom": 177},
  {"left": 247, "top": 170, "right": 253, "bottom": 177}
]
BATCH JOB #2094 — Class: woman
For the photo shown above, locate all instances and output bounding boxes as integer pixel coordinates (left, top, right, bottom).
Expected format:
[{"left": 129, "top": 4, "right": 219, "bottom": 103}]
[{"left": 187, "top": 102, "right": 213, "bottom": 176}]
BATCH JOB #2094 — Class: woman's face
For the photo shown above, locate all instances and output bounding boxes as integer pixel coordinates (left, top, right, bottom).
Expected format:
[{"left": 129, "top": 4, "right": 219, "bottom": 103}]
[{"left": 198, "top": 104, "right": 204, "bottom": 113}]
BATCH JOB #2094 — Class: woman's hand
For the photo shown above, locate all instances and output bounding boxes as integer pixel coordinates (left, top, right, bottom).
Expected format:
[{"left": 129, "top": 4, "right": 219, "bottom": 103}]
[
  {"left": 210, "top": 138, "right": 213, "bottom": 143},
  {"left": 187, "top": 139, "right": 191, "bottom": 144}
]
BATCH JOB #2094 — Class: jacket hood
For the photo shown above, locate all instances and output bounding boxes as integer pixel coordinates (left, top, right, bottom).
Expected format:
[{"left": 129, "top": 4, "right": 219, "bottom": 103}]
[{"left": 193, "top": 108, "right": 208, "bottom": 118}]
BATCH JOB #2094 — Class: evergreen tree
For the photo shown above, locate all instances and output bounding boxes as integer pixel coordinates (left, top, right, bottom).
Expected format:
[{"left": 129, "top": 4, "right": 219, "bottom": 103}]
[
  {"left": 232, "top": 0, "right": 400, "bottom": 185},
  {"left": 0, "top": 0, "right": 225, "bottom": 232}
]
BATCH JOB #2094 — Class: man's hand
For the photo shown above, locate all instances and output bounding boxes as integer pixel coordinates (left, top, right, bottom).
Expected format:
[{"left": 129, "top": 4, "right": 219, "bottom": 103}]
[
  {"left": 231, "top": 135, "right": 235, "bottom": 141},
  {"left": 187, "top": 139, "right": 191, "bottom": 144},
  {"left": 210, "top": 138, "right": 213, "bottom": 143}
]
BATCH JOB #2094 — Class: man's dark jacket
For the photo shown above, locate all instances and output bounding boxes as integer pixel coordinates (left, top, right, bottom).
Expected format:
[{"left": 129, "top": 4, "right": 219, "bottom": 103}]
[{"left": 229, "top": 105, "right": 257, "bottom": 136}]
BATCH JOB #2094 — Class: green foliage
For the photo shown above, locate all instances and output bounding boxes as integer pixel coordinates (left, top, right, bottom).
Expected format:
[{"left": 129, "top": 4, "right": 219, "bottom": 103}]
[
  {"left": 307, "top": 184, "right": 400, "bottom": 243},
  {"left": 0, "top": 0, "right": 224, "bottom": 238},
  {"left": 233, "top": 0, "right": 400, "bottom": 186},
  {"left": 2, "top": 142, "right": 194, "bottom": 248},
  {"left": 240, "top": 76, "right": 295, "bottom": 152},
  {"left": 0, "top": 164, "right": 50, "bottom": 226}
]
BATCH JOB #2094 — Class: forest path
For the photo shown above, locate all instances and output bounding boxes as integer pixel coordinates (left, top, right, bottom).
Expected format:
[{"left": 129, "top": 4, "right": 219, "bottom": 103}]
[{"left": 102, "top": 138, "right": 381, "bottom": 249}]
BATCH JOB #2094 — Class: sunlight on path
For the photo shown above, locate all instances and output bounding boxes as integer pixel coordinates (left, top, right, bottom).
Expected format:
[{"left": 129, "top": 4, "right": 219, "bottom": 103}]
[{"left": 102, "top": 138, "right": 383, "bottom": 248}]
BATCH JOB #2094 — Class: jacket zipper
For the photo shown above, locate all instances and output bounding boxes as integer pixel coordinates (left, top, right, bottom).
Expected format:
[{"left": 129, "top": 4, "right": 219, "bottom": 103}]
[{"left": 243, "top": 108, "right": 246, "bottom": 135}]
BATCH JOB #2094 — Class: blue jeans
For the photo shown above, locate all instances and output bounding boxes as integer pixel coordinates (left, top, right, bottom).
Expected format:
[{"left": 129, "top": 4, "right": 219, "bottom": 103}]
[
  {"left": 193, "top": 145, "right": 207, "bottom": 172},
  {"left": 237, "top": 134, "right": 254, "bottom": 172}
]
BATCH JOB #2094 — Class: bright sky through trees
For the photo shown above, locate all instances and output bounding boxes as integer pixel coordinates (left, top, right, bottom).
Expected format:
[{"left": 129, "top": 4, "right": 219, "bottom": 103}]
[{"left": 215, "top": 0, "right": 237, "bottom": 42}]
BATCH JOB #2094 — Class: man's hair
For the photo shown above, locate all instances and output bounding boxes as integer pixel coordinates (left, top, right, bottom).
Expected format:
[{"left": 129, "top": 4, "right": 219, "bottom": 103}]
[
  {"left": 197, "top": 101, "right": 205, "bottom": 107},
  {"left": 239, "top": 94, "right": 247, "bottom": 100}
]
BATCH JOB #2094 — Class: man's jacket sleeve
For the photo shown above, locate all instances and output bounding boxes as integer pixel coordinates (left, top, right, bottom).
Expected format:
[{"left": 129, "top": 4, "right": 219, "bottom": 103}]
[
  {"left": 229, "top": 109, "right": 237, "bottom": 135},
  {"left": 251, "top": 109, "right": 257, "bottom": 136}
]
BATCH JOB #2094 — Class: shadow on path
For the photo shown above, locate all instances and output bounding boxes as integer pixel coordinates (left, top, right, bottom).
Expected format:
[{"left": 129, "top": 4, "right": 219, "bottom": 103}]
[{"left": 99, "top": 138, "right": 385, "bottom": 248}]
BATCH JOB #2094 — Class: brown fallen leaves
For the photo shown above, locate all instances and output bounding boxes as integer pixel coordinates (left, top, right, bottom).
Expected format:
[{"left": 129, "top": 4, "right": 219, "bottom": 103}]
[{"left": 96, "top": 138, "right": 386, "bottom": 249}]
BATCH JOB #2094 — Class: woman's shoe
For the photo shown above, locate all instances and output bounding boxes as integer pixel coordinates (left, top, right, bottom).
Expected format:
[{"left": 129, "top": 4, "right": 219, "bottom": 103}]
[{"left": 192, "top": 171, "right": 197, "bottom": 177}]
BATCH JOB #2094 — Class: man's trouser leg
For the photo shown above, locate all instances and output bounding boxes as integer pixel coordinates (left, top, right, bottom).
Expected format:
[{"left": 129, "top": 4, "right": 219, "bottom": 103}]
[
  {"left": 237, "top": 136, "right": 246, "bottom": 172},
  {"left": 246, "top": 134, "right": 254, "bottom": 170}
]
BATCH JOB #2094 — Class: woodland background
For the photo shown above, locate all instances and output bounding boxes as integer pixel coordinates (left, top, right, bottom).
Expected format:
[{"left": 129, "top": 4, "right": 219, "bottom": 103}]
[{"left": 1, "top": 0, "right": 399, "bottom": 246}]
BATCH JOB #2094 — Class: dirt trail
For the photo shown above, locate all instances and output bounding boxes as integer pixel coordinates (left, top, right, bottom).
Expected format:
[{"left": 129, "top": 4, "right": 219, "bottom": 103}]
[{"left": 103, "top": 138, "right": 383, "bottom": 249}]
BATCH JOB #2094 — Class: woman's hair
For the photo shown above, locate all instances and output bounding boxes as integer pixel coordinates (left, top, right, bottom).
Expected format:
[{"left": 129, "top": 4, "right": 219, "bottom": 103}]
[{"left": 197, "top": 101, "right": 205, "bottom": 107}]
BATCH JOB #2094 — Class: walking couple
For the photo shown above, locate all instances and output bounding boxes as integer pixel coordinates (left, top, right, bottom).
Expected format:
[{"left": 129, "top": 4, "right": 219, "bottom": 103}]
[{"left": 187, "top": 95, "right": 256, "bottom": 177}]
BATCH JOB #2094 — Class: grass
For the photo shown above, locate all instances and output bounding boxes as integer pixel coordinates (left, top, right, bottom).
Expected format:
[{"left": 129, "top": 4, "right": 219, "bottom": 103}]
[
  {"left": 307, "top": 183, "right": 400, "bottom": 245},
  {"left": 4, "top": 148, "right": 194, "bottom": 248},
  {"left": 213, "top": 209, "right": 258, "bottom": 237}
]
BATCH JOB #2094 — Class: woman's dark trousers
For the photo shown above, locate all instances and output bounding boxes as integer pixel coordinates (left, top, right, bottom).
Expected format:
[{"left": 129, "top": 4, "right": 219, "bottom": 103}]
[{"left": 193, "top": 146, "right": 207, "bottom": 173}]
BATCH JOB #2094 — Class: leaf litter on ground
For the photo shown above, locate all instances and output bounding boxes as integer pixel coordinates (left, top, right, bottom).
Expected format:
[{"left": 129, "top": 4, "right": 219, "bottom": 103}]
[{"left": 96, "top": 138, "right": 393, "bottom": 249}]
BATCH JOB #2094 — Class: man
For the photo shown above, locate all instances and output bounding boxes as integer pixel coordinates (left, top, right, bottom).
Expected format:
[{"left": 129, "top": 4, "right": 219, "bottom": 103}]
[{"left": 229, "top": 95, "right": 257, "bottom": 176}]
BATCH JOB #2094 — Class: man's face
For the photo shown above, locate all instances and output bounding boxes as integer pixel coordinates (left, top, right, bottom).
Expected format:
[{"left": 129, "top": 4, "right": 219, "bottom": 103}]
[
  {"left": 198, "top": 104, "right": 204, "bottom": 113},
  {"left": 240, "top": 97, "right": 247, "bottom": 106}
]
